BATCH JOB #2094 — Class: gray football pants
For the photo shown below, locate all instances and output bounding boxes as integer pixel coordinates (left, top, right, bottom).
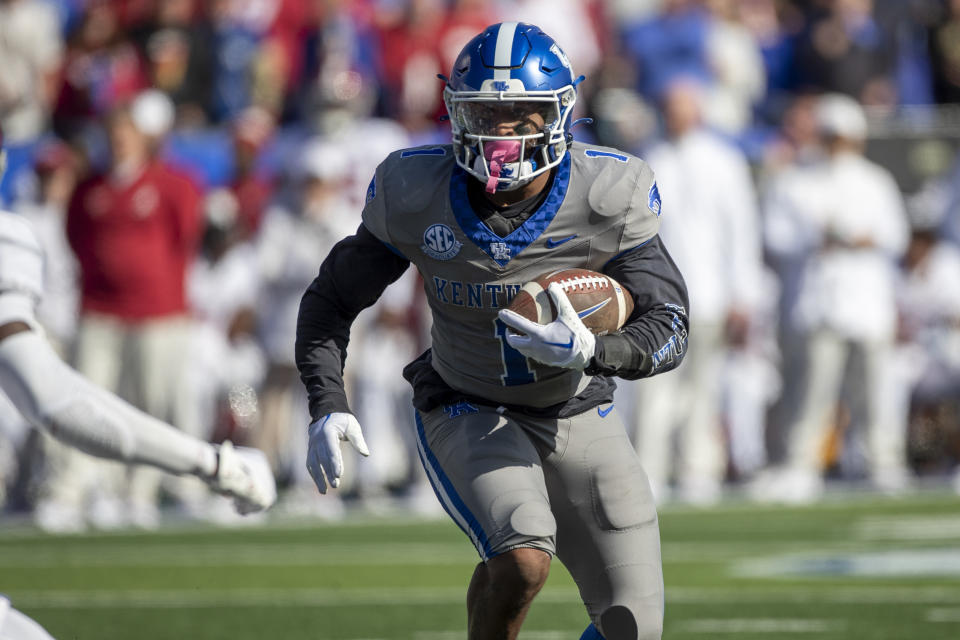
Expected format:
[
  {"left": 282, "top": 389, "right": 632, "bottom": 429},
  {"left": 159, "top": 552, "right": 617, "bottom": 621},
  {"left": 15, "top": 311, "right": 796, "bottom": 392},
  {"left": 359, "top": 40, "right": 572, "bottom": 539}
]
[{"left": 415, "top": 401, "right": 664, "bottom": 640}]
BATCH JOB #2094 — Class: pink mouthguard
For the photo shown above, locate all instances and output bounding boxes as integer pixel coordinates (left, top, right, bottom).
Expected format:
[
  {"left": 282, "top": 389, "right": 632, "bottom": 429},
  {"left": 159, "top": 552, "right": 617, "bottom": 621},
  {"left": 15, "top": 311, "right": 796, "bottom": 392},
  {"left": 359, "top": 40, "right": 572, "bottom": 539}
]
[{"left": 484, "top": 140, "right": 522, "bottom": 193}]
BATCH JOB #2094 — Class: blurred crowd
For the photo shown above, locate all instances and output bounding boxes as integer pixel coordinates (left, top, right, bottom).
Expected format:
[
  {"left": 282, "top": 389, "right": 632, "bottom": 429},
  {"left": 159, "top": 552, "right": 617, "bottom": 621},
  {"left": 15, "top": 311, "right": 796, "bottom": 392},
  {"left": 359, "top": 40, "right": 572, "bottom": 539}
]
[{"left": 1, "top": 0, "right": 960, "bottom": 530}]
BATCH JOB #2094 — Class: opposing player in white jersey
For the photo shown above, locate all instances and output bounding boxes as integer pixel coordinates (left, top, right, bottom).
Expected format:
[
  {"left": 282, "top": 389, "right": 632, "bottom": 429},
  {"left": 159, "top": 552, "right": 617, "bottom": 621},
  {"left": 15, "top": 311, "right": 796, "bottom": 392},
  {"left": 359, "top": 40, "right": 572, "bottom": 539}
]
[
  {"left": 0, "top": 130, "right": 276, "bottom": 639},
  {"left": 298, "top": 24, "right": 688, "bottom": 640}
]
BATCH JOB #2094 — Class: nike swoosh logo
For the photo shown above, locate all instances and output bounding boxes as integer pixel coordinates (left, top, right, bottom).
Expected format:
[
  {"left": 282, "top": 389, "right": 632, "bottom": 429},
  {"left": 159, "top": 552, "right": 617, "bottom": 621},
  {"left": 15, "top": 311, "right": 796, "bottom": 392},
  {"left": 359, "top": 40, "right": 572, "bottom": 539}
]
[
  {"left": 544, "top": 337, "right": 574, "bottom": 349},
  {"left": 545, "top": 235, "right": 577, "bottom": 249},
  {"left": 578, "top": 299, "right": 611, "bottom": 319},
  {"left": 597, "top": 404, "right": 614, "bottom": 418}
]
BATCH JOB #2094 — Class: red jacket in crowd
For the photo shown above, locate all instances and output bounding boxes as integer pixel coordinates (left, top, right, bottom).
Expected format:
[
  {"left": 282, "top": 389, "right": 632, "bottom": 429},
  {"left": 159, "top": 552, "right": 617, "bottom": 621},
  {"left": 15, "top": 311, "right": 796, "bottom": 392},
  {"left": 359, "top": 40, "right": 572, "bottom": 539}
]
[{"left": 66, "top": 161, "right": 202, "bottom": 321}]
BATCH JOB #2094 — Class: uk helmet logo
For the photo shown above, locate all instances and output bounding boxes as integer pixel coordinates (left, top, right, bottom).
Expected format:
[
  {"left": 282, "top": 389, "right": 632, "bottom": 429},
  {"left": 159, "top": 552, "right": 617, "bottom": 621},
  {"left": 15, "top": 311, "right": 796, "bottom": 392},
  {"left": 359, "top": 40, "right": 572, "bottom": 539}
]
[{"left": 421, "top": 223, "right": 462, "bottom": 260}]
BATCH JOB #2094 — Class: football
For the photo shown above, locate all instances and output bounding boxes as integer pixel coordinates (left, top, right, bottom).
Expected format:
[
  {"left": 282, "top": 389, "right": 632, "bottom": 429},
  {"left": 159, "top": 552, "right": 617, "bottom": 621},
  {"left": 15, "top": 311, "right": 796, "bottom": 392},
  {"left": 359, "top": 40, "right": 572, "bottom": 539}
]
[{"left": 507, "top": 268, "right": 634, "bottom": 336}]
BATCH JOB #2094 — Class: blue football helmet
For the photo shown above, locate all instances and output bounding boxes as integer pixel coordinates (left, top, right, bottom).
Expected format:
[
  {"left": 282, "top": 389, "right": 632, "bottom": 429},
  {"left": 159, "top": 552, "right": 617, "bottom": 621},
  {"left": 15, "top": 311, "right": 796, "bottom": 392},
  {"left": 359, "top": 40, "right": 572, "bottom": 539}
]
[{"left": 444, "top": 22, "right": 580, "bottom": 193}]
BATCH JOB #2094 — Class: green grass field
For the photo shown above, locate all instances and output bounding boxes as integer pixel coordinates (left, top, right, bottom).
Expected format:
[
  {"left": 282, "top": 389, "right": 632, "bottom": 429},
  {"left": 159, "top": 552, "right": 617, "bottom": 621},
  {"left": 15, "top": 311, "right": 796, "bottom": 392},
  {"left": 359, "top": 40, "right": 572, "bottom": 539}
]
[{"left": 3, "top": 492, "right": 960, "bottom": 639}]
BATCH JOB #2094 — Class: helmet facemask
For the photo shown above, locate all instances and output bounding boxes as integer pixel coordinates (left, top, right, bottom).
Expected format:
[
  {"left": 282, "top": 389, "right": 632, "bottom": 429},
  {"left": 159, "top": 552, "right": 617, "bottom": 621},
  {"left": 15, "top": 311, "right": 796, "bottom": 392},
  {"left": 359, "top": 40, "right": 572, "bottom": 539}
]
[{"left": 445, "top": 85, "right": 577, "bottom": 193}]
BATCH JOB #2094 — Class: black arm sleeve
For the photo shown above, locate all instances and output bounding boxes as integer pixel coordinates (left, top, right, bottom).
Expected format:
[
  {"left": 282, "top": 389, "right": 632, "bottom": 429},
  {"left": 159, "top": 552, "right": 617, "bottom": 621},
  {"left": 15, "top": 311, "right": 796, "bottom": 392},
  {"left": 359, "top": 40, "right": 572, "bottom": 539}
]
[
  {"left": 586, "top": 235, "right": 689, "bottom": 380},
  {"left": 295, "top": 224, "right": 410, "bottom": 421}
]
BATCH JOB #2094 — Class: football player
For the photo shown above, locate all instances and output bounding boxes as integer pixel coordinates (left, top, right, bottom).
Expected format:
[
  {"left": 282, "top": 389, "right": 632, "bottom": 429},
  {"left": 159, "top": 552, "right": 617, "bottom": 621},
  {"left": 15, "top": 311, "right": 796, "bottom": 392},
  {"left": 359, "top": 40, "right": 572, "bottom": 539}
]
[
  {"left": 0, "top": 128, "right": 276, "bottom": 638},
  {"left": 297, "top": 23, "right": 688, "bottom": 640}
]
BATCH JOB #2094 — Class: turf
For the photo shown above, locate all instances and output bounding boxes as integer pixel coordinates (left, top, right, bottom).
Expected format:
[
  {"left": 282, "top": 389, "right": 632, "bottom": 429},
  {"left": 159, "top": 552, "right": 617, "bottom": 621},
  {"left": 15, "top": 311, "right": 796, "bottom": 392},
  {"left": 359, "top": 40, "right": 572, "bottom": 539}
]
[{"left": 3, "top": 492, "right": 960, "bottom": 639}]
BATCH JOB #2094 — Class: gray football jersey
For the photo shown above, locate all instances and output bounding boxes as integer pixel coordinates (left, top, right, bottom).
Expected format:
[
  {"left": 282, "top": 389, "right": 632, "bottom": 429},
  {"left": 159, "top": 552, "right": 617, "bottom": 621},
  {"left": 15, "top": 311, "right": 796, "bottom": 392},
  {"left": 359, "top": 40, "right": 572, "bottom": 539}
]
[{"left": 362, "top": 142, "right": 661, "bottom": 407}]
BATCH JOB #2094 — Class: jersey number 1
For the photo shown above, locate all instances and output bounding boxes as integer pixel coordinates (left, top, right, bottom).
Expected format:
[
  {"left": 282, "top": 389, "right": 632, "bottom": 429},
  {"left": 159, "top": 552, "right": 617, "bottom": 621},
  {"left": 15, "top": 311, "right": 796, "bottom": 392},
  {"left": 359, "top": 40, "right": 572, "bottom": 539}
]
[{"left": 494, "top": 318, "right": 536, "bottom": 386}]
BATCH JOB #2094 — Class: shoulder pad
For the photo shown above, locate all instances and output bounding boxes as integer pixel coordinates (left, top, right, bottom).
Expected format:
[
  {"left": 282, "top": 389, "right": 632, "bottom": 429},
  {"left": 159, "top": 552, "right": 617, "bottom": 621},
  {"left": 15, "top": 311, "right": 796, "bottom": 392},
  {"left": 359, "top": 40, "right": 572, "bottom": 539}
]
[
  {"left": 383, "top": 145, "right": 454, "bottom": 212},
  {"left": 576, "top": 145, "right": 661, "bottom": 251},
  {"left": 584, "top": 149, "right": 656, "bottom": 219},
  {"left": 363, "top": 145, "right": 454, "bottom": 244},
  {"left": 0, "top": 212, "right": 45, "bottom": 300}
]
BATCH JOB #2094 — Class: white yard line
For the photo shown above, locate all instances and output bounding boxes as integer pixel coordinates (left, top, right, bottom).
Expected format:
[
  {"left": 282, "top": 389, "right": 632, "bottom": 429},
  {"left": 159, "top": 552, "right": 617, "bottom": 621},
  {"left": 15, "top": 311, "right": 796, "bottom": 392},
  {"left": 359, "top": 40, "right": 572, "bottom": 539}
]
[
  {"left": 855, "top": 515, "right": 960, "bottom": 541},
  {"left": 676, "top": 618, "right": 841, "bottom": 633},
  {"left": 8, "top": 588, "right": 582, "bottom": 609},
  {"left": 926, "top": 608, "right": 960, "bottom": 623},
  {"left": 416, "top": 633, "right": 570, "bottom": 640},
  {"left": 734, "top": 548, "right": 960, "bottom": 578},
  {"left": 0, "top": 515, "right": 448, "bottom": 540},
  {"left": 9, "top": 586, "right": 960, "bottom": 610},
  {"left": 0, "top": 542, "right": 474, "bottom": 568},
  {"left": 2, "top": 539, "right": 937, "bottom": 568},
  {"left": 668, "top": 586, "right": 960, "bottom": 604}
]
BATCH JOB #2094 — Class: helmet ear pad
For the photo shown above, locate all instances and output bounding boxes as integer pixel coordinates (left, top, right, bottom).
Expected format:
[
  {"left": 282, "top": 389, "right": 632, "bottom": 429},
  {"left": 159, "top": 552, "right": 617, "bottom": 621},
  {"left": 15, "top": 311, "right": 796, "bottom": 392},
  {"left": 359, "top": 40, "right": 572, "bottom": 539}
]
[{"left": 547, "top": 138, "right": 568, "bottom": 164}]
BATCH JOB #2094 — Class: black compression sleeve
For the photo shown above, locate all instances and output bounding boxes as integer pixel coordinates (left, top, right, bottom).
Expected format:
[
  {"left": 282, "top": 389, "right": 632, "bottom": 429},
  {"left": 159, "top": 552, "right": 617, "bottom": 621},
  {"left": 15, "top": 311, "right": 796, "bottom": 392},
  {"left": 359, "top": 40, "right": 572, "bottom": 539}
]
[
  {"left": 586, "top": 235, "right": 689, "bottom": 380},
  {"left": 295, "top": 224, "right": 410, "bottom": 420}
]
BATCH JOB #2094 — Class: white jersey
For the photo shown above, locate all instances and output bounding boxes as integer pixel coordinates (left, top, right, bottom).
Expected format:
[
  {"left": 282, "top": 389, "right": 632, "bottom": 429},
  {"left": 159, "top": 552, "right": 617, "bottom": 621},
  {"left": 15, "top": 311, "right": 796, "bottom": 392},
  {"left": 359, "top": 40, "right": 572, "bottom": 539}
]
[
  {"left": 0, "top": 211, "right": 43, "bottom": 329},
  {"left": 646, "top": 129, "right": 763, "bottom": 324}
]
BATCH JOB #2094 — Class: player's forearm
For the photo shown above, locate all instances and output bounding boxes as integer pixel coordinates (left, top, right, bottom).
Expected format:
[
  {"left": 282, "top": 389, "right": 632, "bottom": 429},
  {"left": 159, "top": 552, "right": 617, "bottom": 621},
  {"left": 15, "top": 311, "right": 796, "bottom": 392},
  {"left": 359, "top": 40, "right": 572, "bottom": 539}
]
[
  {"left": 617, "top": 304, "right": 689, "bottom": 376},
  {"left": 295, "top": 287, "right": 353, "bottom": 419},
  {"left": 0, "top": 330, "right": 216, "bottom": 477},
  {"left": 599, "top": 235, "right": 689, "bottom": 378},
  {"left": 586, "top": 333, "right": 653, "bottom": 379},
  {"left": 295, "top": 224, "right": 410, "bottom": 421}
]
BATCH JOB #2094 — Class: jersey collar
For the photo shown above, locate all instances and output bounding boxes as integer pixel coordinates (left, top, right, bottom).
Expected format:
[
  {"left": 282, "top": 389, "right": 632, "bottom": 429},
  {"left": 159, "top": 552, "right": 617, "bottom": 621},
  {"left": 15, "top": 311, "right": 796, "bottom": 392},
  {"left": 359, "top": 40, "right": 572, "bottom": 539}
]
[{"left": 449, "top": 152, "right": 571, "bottom": 267}]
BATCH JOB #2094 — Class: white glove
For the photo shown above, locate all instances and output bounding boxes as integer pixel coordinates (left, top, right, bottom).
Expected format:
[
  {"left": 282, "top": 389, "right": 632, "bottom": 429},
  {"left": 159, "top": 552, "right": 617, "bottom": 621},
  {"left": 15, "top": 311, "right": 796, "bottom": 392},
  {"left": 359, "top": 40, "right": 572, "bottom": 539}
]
[
  {"left": 307, "top": 412, "right": 370, "bottom": 494},
  {"left": 498, "top": 282, "right": 597, "bottom": 370},
  {"left": 209, "top": 440, "right": 277, "bottom": 515}
]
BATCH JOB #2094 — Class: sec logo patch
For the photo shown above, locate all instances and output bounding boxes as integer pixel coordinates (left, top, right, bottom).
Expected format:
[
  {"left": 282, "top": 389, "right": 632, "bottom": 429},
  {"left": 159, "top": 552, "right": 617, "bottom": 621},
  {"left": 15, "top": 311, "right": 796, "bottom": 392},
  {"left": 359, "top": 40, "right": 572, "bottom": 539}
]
[{"left": 421, "top": 223, "right": 462, "bottom": 261}]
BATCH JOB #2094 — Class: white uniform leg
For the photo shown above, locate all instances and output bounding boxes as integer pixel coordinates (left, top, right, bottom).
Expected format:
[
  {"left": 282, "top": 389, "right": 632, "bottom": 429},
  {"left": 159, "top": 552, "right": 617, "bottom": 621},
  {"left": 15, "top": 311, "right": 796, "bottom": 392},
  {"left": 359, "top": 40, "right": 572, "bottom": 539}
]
[
  {"left": 353, "top": 327, "right": 416, "bottom": 495},
  {"left": 859, "top": 339, "right": 909, "bottom": 485},
  {"left": 42, "top": 314, "right": 125, "bottom": 527},
  {"left": 786, "top": 331, "right": 848, "bottom": 471},
  {"left": 677, "top": 322, "right": 726, "bottom": 502},
  {"left": 127, "top": 316, "right": 198, "bottom": 521},
  {"left": 724, "top": 350, "right": 773, "bottom": 477},
  {"left": 632, "top": 369, "right": 682, "bottom": 502}
]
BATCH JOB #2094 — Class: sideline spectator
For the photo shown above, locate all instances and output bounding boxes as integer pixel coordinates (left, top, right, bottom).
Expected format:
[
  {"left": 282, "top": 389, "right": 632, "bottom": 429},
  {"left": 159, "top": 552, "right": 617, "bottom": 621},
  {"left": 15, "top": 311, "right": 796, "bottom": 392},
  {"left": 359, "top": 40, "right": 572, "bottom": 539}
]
[
  {"left": 53, "top": 0, "right": 147, "bottom": 141},
  {"left": 131, "top": 0, "right": 215, "bottom": 126},
  {"left": 753, "top": 94, "right": 910, "bottom": 503},
  {"left": 56, "top": 90, "right": 202, "bottom": 529},
  {"left": 702, "top": 0, "right": 767, "bottom": 136},
  {"left": 0, "top": 0, "right": 65, "bottom": 204},
  {"left": 631, "top": 79, "right": 764, "bottom": 504},
  {"left": 620, "top": 0, "right": 712, "bottom": 102},
  {"left": 892, "top": 193, "right": 960, "bottom": 476},
  {"left": 229, "top": 106, "right": 277, "bottom": 236},
  {"left": 927, "top": 0, "right": 960, "bottom": 104},
  {"left": 183, "top": 189, "right": 266, "bottom": 517},
  {"left": 791, "top": 0, "right": 897, "bottom": 105},
  {"left": 255, "top": 139, "right": 356, "bottom": 516}
]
